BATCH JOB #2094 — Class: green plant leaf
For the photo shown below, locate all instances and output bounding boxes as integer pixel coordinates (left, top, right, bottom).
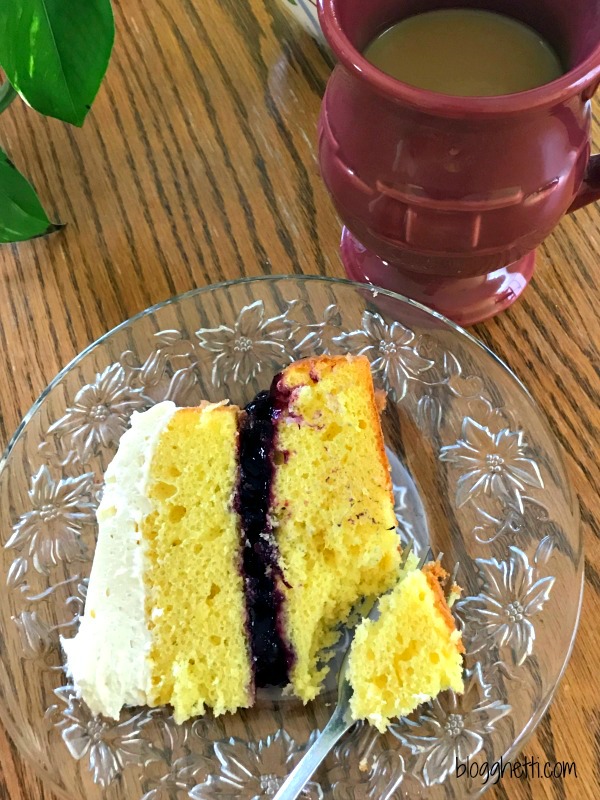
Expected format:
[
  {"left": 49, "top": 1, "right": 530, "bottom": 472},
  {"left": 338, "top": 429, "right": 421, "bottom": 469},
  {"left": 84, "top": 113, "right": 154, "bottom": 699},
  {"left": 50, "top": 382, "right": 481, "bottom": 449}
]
[
  {"left": 0, "top": 148, "right": 61, "bottom": 243},
  {"left": 0, "top": 0, "right": 115, "bottom": 126}
]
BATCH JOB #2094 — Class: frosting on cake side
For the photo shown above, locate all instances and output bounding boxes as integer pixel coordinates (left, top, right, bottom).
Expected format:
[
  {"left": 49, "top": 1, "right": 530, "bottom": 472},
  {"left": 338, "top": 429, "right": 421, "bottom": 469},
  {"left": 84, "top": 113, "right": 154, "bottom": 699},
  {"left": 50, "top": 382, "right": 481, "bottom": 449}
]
[{"left": 62, "top": 401, "right": 177, "bottom": 719}]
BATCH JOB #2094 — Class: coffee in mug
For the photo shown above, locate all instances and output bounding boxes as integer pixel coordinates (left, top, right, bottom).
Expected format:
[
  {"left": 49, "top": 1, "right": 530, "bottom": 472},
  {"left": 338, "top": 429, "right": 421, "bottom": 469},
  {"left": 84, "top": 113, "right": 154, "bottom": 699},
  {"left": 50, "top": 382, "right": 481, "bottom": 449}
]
[{"left": 363, "top": 9, "right": 564, "bottom": 96}]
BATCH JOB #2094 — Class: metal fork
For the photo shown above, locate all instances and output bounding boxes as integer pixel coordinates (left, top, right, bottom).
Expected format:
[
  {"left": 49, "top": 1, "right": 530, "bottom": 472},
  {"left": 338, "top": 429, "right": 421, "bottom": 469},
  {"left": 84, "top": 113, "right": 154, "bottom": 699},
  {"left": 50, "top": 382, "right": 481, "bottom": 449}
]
[{"left": 273, "top": 544, "right": 456, "bottom": 800}]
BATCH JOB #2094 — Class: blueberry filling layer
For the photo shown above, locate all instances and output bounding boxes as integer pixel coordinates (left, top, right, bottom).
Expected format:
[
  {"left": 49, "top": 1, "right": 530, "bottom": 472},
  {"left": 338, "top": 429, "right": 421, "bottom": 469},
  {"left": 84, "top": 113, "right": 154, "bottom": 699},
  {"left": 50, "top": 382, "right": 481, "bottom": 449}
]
[{"left": 235, "top": 389, "right": 295, "bottom": 688}]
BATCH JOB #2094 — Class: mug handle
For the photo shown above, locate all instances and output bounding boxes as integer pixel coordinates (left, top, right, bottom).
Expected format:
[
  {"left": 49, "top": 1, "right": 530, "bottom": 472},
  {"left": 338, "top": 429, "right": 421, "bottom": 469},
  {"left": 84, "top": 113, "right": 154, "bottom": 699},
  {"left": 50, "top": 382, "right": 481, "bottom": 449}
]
[{"left": 568, "top": 154, "right": 600, "bottom": 213}]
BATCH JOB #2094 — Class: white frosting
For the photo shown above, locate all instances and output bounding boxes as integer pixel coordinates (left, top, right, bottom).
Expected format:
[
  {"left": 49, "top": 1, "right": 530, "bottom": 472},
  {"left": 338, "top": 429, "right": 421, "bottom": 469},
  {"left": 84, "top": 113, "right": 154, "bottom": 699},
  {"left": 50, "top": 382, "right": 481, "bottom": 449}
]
[{"left": 61, "top": 401, "right": 177, "bottom": 719}]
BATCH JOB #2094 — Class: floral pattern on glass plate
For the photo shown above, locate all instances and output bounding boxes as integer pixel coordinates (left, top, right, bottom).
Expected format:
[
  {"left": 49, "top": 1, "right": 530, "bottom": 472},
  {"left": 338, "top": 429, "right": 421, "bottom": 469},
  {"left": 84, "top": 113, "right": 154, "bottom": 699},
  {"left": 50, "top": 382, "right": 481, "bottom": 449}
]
[
  {"left": 389, "top": 664, "right": 511, "bottom": 787},
  {"left": 46, "top": 686, "right": 159, "bottom": 788},
  {"left": 6, "top": 467, "right": 96, "bottom": 574},
  {"left": 456, "top": 546, "right": 555, "bottom": 665},
  {"left": 440, "top": 419, "right": 543, "bottom": 510},
  {"left": 0, "top": 280, "right": 578, "bottom": 800},
  {"left": 48, "top": 364, "right": 152, "bottom": 463},
  {"left": 190, "top": 730, "right": 323, "bottom": 799},
  {"left": 195, "top": 300, "right": 300, "bottom": 387}
]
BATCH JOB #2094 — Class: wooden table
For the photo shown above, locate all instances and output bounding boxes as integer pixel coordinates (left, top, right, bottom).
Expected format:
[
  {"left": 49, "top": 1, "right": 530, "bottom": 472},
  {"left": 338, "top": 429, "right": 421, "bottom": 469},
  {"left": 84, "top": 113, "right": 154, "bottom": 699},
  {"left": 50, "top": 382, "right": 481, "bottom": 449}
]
[{"left": 0, "top": 1, "right": 597, "bottom": 798}]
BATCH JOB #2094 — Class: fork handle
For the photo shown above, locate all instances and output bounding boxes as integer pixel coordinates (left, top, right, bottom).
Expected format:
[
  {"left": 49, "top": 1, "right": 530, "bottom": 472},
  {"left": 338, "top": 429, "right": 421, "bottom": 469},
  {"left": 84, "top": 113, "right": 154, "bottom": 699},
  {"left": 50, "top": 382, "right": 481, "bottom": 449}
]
[{"left": 273, "top": 706, "right": 354, "bottom": 800}]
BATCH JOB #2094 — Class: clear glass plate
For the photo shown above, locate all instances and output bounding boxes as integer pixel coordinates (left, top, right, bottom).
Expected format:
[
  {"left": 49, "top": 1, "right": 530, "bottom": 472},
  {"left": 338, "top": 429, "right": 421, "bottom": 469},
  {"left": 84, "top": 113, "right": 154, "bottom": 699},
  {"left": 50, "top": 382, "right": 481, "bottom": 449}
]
[{"left": 0, "top": 276, "right": 581, "bottom": 800}]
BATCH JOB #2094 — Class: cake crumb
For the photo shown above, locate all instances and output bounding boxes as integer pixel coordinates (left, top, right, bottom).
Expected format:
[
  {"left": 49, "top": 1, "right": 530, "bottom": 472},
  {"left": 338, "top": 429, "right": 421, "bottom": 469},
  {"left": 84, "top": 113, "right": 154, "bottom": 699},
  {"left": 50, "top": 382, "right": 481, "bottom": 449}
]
[
  {"left": 359, "top": 758, "right": 369, "bottom": 773},
  {"left": 447, "top": 583, "right": 462, "bottom": 607},
  {"left": 374, "top": 389, "right": 387, "bottom": 413}
]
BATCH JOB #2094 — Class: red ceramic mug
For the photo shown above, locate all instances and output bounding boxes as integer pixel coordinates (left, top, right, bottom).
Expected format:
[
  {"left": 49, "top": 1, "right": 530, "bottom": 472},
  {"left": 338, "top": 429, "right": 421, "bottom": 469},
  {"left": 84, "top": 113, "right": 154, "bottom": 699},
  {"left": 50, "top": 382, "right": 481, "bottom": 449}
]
[{"left": 317, "top": 0, "right": 600, "bottom": 324}]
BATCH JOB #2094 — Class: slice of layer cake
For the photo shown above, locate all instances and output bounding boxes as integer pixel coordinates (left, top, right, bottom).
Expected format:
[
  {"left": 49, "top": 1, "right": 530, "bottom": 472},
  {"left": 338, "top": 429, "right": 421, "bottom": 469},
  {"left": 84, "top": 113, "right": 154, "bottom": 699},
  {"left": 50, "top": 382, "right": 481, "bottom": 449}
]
[
  {"left": 266, "top": 355, "right": 401, "bottom": 701},
  {"left": 62, "top": 400, "right": 252, "bottom": 722},
  {"left": 64, "top": 354, "right": 409, "bottom": 720},
  {"left": 347, "top": 556, "right": 464, "bottom": 732}
]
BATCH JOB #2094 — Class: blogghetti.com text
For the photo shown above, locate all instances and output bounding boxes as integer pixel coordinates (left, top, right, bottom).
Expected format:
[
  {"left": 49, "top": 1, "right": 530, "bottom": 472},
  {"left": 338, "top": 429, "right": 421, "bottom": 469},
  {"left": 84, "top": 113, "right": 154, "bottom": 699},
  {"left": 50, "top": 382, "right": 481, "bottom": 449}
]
[{"left": 456, "top": 755, "right": 578, "bottom": 786}]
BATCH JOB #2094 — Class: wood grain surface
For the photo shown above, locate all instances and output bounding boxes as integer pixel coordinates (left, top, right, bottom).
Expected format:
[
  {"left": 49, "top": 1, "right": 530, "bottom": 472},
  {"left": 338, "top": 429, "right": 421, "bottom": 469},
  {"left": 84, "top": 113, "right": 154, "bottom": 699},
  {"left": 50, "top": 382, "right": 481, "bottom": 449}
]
[{"left": 0, "top": 1, "right": 597, "bottom": 798}]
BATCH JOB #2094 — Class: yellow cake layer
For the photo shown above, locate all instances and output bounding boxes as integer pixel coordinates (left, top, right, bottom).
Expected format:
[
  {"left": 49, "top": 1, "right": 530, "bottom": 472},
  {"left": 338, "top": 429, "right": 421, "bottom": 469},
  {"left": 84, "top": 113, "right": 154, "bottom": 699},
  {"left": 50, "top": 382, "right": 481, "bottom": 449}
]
[
  {"left": 347, "top": 564, "right": 464, "bottom": 733},
  {"left": 142, "top": 404, "right": 252, "bottom": 722},
  {"left": 271, "top": 355, "right": 401, "bottom": 701}
]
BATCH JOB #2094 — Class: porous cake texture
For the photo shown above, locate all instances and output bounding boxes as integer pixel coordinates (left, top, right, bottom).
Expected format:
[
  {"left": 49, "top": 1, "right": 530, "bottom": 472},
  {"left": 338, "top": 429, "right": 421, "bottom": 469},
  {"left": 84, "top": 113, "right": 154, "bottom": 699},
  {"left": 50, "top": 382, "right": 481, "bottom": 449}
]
[
  {"left": 143, "top": 404, "right": 252, "bottom": 721},
  {"left": 270, "top": 356, "right": 401, "bottom": 701},
  {"left": 347, "top": 557, "right": 465, "bottom": 732}
]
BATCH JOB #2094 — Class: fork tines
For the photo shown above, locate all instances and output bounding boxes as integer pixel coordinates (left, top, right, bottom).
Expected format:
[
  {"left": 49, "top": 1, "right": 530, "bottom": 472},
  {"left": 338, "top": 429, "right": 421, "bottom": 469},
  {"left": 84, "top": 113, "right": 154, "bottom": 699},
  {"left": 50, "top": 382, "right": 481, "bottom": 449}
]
[{"left": 399, "top": 539, "right": 414, "bottom": 569}]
